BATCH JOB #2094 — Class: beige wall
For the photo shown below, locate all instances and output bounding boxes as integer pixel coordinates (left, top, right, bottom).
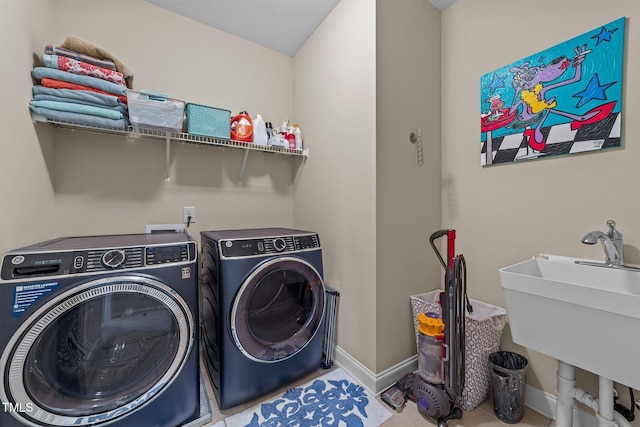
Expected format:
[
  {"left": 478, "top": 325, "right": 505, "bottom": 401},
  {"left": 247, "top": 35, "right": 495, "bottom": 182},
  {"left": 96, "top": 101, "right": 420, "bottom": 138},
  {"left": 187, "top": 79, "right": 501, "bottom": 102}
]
[
  {"left": 294, "top": 0, "right": 442, "bottom": 378},
  {"left": 1, "top": 0, "right": 297, "bottom": 256},
  {"left": 293, "top": 0, "right": 378, "bottom": 371},
  {"left": 442, "top": 0, "right": 640, "bottom": 408},
  {"left": 376, "top": 0, "right": 442, "bottom": 372}
]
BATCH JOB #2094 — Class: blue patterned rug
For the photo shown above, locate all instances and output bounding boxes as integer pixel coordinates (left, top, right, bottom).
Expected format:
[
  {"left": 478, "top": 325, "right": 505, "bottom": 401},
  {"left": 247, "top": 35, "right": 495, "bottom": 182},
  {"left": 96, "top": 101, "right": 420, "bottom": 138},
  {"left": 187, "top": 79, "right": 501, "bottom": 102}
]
[{"left": 223, "top": 368, "right": 392, "bottom": 427}]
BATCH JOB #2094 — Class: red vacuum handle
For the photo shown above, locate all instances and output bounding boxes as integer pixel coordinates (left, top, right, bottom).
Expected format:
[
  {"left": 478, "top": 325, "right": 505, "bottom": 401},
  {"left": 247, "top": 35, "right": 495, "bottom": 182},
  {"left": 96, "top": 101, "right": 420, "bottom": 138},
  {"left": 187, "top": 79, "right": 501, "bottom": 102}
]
[
  {"left": 429, "top": 229, "right": 457, "bottom": 271},
  {"left": 446, "top": 229, "right": 456, "bottom": 271}
]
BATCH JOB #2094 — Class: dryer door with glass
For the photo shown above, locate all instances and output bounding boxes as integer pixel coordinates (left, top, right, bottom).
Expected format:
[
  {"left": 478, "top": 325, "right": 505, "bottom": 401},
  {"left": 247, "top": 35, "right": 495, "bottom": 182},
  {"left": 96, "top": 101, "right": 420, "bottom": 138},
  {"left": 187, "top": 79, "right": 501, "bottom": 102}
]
[
  {"left": 231, "top": 256, "right": 325, "bottom": 362},
  {"left": 0, "top": 276, "right": 194, "bottom": 427}
]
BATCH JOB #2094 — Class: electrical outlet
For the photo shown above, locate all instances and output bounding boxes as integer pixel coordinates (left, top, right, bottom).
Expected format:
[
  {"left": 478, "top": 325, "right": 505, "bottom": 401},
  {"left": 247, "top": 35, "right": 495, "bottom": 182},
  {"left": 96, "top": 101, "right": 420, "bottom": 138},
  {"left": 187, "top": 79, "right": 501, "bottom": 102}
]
[{"left": 183, "top": 206, "right": 196, "bottom": 224}]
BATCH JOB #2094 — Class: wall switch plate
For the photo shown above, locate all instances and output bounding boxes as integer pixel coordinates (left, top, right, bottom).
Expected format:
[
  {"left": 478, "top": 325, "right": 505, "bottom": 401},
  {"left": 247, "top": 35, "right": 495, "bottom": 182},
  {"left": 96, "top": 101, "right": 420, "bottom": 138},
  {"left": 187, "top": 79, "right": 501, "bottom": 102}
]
[{"left": 183, "top": 206, "right": 196, "bottom": 224}]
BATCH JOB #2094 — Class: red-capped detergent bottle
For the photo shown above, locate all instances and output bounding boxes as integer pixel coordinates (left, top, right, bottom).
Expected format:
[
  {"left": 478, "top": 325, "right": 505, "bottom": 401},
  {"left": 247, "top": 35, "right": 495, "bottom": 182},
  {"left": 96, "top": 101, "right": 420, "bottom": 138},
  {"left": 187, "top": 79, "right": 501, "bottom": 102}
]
[{"left": 230, "top": 111, "right": 253, "bottom": 142}]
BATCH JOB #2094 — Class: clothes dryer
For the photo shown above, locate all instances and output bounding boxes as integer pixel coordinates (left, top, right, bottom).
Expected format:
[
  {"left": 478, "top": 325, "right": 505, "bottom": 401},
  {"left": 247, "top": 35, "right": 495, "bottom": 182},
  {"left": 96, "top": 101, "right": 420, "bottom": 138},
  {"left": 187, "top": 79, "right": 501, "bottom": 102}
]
[
  {"left": 0, "top": 233, "right": 199, "bottom": 427},
  {"left": 200, "top": 228, "right": 325, "bottom": 409}
]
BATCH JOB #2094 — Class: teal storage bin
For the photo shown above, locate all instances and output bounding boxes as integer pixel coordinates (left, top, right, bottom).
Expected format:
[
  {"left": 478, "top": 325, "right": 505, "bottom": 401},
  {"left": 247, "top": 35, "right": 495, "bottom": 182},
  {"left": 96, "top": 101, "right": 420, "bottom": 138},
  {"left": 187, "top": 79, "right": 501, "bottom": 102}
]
[{"left": 186, "top": 103, "right": 231, "bottom": 139}]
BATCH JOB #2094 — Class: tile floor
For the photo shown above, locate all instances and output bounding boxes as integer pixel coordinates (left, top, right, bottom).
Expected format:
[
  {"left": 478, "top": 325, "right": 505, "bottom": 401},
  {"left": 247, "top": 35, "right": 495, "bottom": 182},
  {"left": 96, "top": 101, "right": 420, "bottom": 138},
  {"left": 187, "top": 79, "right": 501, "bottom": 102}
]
[
  {"left": 199, "top": 361, "right": 553, "bottom": 427},
  {"left": 379, "top": 391, "right": 552, "bottom": 427}
]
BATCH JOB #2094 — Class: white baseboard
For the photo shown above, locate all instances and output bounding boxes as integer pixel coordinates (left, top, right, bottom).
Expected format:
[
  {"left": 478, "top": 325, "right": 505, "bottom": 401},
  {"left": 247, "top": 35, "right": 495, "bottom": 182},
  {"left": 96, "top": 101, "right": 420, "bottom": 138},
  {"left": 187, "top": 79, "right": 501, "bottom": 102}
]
[
  {"left": 525, "top": 385, "right": 598, "bottom": 427},
  {"left": 333, "top": 345, "right": 417, "bottom": 395},
  {"left": 335, "top": 346, "right": 598, "bottom": 426},
  {"left": 524, "top": 384, "right": 555, "bottom": 419}
]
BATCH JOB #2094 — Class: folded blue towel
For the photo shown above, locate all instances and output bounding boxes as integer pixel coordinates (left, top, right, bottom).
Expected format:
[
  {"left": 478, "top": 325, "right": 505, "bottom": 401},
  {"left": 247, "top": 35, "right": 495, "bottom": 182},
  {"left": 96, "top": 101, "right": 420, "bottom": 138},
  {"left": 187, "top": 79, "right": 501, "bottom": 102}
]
[
  {"left": 32, "top": 85, "right": 126, "bottom": 108},
  {"left": 30, "top": 100, "right": 124, "bottom": 120},
  {"left": 33, "top": 94, "right": 128, "bottom": 115},
  {"left": 29, "top": 105, "right": 127, "bottom": 130},
  {"left": 32, "top": 67, "right": 126, "bottom": 96}
]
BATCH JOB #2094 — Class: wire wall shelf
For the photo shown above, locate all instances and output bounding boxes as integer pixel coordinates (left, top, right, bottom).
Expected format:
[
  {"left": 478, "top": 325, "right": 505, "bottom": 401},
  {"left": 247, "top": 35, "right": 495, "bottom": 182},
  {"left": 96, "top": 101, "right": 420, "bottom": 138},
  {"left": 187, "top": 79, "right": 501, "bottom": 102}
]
[{"left": 32, "top": 114, "right": 308, "bottom": 185}]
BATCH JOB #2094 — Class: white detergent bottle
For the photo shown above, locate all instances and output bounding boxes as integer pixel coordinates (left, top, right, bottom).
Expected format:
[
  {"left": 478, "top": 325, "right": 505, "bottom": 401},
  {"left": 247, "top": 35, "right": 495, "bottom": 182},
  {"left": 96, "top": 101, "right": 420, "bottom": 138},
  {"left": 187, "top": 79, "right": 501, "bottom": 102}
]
[{"left": 253, "top": 114, "right": 268, "bottom": 146}]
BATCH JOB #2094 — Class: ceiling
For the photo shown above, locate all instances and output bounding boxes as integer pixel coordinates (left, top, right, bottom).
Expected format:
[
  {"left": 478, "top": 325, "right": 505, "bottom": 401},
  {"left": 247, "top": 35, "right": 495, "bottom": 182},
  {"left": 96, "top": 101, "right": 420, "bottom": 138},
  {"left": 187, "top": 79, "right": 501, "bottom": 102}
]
[{"left": 145, "top": 0, "right": 457, "bottom": 57}]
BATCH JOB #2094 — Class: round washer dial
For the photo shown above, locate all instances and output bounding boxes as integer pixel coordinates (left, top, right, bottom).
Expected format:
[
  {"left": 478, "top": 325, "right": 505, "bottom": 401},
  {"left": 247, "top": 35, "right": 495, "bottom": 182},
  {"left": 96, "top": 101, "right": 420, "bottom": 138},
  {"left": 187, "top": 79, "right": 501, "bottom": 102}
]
[
  {"left": 273, "top": 238, "right": 286, "bottom": 252},
  {"left": 101, "top": 249, "right": 126, "bottom": 268}
]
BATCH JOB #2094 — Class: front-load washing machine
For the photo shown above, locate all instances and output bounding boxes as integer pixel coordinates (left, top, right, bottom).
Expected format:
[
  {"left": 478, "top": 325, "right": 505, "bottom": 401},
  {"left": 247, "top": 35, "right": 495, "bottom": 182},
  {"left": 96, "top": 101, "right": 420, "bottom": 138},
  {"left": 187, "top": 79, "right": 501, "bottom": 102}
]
[
  {"left": 0, "top": 233, "right": 199, "bottom": 427},
  {"left": 200, "top": 228, "right": 325, "bottom": 409}
]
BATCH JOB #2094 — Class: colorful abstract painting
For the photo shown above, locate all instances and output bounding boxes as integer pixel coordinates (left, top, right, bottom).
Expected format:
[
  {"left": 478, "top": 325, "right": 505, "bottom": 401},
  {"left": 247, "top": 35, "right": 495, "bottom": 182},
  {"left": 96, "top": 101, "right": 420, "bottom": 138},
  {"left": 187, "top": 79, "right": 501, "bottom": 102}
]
[{"left": 480, "top": 17, "right": 625, "bottom": 166}]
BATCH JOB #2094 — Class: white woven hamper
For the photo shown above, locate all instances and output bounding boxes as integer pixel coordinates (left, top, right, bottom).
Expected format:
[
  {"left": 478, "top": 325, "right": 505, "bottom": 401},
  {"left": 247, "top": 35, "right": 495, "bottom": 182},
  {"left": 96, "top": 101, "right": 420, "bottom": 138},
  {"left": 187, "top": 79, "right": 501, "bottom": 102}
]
[{"left": 410, "top": 290, "right": 507, "bottom": 411}]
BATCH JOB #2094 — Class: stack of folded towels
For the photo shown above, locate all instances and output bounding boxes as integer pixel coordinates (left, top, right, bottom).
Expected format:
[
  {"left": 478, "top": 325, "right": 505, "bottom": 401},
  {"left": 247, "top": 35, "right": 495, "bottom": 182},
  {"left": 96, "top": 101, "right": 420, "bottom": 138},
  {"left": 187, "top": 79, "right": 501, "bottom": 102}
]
[{"left": 29, "top": 36, "right": 134, "bottom": 131}]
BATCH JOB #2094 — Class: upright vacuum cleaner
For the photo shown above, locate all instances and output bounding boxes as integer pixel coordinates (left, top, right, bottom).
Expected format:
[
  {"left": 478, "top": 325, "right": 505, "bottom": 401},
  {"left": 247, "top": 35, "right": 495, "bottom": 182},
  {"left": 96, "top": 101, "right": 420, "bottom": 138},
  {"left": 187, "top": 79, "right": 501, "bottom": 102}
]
[{"left": 412, "top": 229, "right": 472, "bottom": 427}]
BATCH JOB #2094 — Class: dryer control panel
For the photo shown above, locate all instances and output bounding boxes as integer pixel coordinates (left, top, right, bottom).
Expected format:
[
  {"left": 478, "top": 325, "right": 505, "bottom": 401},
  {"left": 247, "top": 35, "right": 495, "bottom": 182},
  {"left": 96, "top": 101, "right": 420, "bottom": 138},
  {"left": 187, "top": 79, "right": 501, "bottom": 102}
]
[{"left": 220, "top": 233, "right": 320, "bottom": 258}]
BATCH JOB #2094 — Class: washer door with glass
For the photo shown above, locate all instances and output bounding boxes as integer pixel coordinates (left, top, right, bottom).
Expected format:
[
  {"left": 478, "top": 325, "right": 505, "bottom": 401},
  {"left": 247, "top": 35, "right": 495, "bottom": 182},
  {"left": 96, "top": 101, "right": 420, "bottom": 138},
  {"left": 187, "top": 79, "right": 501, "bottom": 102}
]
[
  {"left": 0, "top": 276, "right": 193, "bottom": 426},
  {"left": 231, "top": 256, "right": 325, "bottom": 362}
]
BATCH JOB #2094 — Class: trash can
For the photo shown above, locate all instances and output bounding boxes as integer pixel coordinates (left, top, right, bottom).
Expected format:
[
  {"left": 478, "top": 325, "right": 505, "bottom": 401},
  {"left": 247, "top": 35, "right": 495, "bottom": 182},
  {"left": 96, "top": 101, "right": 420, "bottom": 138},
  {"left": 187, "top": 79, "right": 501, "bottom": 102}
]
[{"left": 489, "top": 351, "right": 528, "bottom": 424}]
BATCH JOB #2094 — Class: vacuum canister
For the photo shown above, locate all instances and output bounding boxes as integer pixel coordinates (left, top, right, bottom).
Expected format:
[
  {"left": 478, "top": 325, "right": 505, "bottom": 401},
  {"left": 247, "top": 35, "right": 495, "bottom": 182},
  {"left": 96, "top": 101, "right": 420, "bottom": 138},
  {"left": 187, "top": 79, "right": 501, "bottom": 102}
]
[{"left": 417, "top": 312, "right": 445, "bottom": 384}]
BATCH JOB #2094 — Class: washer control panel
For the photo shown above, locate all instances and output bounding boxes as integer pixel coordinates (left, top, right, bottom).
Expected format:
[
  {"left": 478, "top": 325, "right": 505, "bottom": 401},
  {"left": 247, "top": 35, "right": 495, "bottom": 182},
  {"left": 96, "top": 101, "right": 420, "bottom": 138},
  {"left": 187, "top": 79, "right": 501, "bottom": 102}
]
[
  {"left": 1, "top": 242, "right": 197, "bottom": 279},
  {"left": 220, "top": 233, "right": 320, "bottom": 258},
  {"left": 145, "top": 243, "right": 192, "bottom": 265}
]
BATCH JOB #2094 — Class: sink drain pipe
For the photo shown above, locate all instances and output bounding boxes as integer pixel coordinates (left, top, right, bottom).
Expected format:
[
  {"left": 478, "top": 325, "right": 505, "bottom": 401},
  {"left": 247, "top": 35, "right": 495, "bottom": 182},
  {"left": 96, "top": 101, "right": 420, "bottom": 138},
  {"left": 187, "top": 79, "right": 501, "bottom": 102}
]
[{"left": 556, "top": 361, "right": 631, "bottom": 427}]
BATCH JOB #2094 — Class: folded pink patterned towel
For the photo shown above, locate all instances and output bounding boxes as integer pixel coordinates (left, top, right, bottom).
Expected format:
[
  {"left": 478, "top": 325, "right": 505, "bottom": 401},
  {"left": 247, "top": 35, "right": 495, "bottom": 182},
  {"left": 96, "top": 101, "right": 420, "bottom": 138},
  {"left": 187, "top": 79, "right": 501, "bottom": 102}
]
[
  {"left": 43, "top": 54, "right": 126, "bottom": 87},
  {"left": 45, "top": 44, "right": 117, "bottom": 70},
  {"left": 60, "top": 35, "right": 134, "bottom": 89}
]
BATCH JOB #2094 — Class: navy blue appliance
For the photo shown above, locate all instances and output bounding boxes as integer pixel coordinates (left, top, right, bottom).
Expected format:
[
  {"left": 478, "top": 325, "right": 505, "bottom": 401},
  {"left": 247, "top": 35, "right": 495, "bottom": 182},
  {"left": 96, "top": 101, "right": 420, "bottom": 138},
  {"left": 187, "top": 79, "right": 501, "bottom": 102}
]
[
  {"left": 0, "top": 233, "right": 199, "bottom": 427},
  {"left": 200, "top": 228, "right": 325, "bottom": 409}
]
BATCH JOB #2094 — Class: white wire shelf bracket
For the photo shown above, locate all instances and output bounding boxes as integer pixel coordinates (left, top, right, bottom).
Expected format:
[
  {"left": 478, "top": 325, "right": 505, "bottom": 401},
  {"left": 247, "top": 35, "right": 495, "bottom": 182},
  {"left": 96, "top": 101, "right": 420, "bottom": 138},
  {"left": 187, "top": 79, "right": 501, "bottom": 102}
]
[{"left": 31, "top": 114, "right": 309, "bottom": 184}]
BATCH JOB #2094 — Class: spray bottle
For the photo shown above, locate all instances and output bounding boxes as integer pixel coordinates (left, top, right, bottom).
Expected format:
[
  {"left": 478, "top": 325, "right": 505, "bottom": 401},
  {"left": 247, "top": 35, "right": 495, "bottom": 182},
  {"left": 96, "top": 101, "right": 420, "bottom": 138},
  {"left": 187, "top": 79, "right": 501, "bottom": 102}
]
[
  {"left": 293, "top": 124, "right": 303, "bottom": 151},
  {"left": 286, "top": 124, "right": 296, "bottom": 150}
]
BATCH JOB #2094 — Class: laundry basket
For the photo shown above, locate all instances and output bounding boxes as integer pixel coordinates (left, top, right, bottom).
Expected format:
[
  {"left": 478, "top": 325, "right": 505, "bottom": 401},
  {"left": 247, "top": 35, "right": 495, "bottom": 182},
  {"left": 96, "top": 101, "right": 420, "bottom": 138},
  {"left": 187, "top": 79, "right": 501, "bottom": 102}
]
[{"left": 410, "top": 290, "right": 507, "bottom": 411}]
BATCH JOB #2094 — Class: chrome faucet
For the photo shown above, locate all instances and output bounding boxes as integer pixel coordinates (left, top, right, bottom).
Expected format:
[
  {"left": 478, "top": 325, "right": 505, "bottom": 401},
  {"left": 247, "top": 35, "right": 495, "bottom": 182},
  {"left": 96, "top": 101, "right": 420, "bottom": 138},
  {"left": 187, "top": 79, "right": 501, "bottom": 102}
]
[{"left": 581, "top": 220, "right": 624, "bottom": 265}]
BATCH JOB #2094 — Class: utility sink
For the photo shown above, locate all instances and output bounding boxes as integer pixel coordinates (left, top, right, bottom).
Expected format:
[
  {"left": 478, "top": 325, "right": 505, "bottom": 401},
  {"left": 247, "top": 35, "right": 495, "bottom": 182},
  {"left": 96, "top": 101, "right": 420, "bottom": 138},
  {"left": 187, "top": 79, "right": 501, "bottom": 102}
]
[{"left": 499, "top": 254, "right": 640, "bottom": 390}]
